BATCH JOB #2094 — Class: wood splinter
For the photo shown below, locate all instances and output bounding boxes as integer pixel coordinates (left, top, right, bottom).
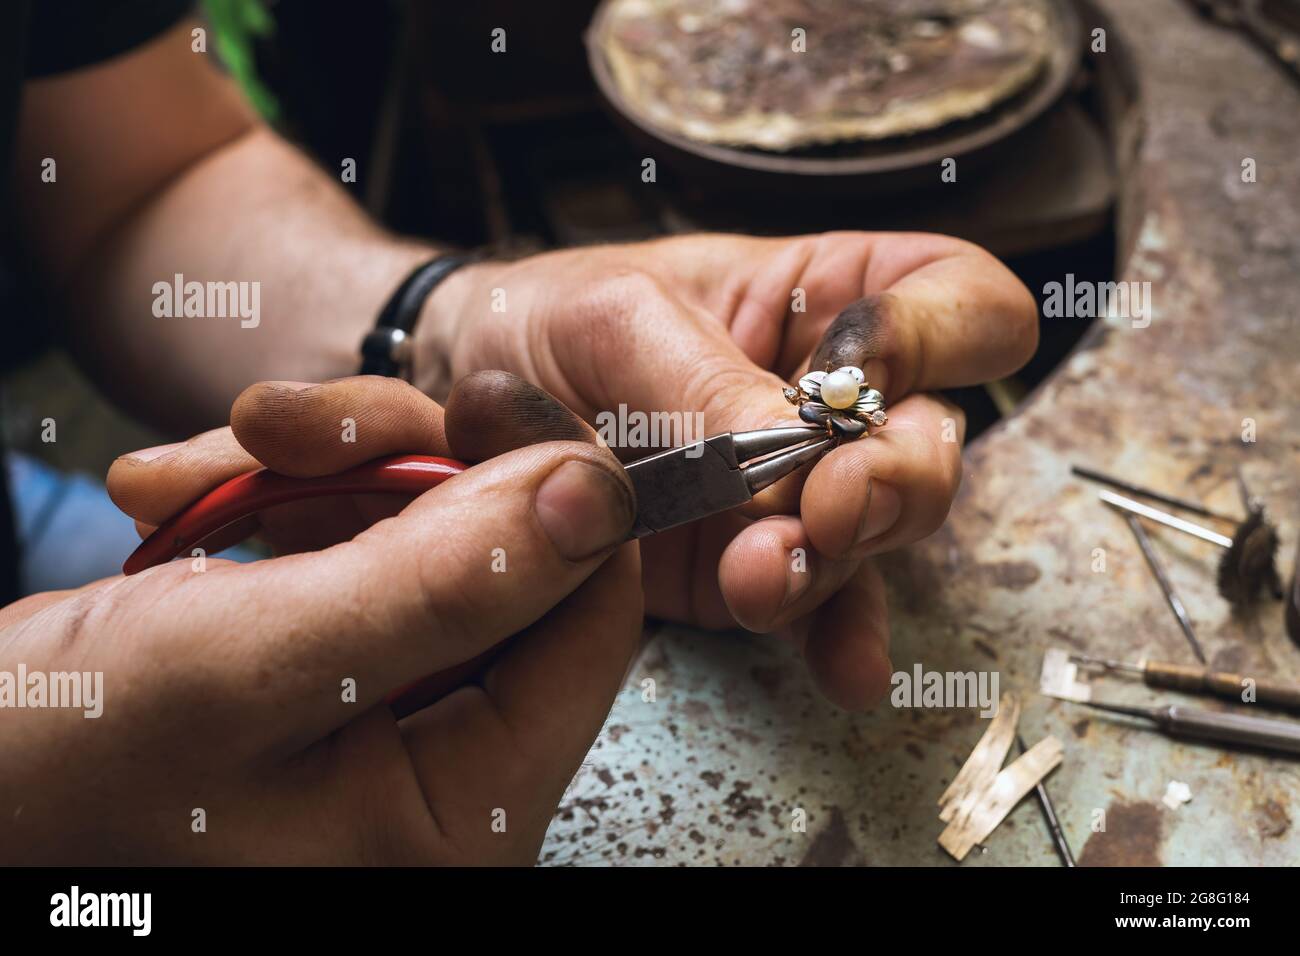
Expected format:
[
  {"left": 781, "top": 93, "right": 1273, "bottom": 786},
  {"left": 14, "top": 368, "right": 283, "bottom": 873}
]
[
  {"left": 938, "top": 692, "right": 1020, "bottom": 824},
  {"left": 936, "top": 691, "right": 1065, "bottom": 862}
]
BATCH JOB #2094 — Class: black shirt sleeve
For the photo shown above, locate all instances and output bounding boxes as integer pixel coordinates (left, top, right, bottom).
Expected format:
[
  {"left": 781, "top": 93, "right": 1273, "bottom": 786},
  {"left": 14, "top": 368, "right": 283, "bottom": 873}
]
[{"left": 25, "top": 0, "right": 196, "bottom": 78}]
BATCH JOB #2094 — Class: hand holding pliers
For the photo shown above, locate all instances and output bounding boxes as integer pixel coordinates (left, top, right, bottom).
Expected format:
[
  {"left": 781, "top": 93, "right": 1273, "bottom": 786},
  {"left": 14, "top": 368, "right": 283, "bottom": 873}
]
[{"left": 124, "top": 424, "right": 834, "bottom": 573}]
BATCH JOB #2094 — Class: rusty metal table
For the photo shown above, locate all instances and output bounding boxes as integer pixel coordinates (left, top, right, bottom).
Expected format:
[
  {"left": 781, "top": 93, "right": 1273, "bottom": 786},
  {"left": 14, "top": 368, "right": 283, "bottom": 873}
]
[{"left": 541, "top": 0, "right": 1300, "bottom": 866}]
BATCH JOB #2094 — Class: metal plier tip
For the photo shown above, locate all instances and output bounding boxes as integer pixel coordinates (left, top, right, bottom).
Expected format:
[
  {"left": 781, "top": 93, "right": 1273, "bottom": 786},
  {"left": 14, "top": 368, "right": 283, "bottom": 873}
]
[{"left": 624, "top": 425, "right": 832, "bottom": 538}]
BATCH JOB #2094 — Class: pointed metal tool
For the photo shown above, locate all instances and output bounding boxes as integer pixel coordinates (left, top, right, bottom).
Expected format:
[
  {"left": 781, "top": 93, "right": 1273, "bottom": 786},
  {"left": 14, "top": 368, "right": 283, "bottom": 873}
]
[
  {"left": 1072, "top": 465, "right": 1238, "bottom": 523},
  {"left": 1017, "top": 733, "right": 1074, "bottom": 867},
  {"left": 1100, "top": 490, "right": 1232, "bottom": 547},
  {"left": 1070, "top": 653, "right": 1300, "bottom": 712},
  {"left": 1078, "top": 699, "right": 1300, "bottom": 755},
  {"left": 1099, "top": 489, "right": 1282, "bottom": 606},
  {"left": 1117, "top": 510, "right": 1207, "bottom": 663}
]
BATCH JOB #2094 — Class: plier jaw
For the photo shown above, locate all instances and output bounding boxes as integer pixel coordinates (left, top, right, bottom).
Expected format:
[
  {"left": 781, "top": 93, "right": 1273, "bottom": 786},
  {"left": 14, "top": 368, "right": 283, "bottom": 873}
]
[{"left": 624, "top": 425, "right": 832, "bottom": 538}]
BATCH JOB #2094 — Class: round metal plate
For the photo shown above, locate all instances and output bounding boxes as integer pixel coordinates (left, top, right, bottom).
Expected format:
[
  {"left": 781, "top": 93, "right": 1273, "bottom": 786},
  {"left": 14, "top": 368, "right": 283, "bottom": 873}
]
[{"left": 587, "top": 0, "right": 1083, "bottom": 182}]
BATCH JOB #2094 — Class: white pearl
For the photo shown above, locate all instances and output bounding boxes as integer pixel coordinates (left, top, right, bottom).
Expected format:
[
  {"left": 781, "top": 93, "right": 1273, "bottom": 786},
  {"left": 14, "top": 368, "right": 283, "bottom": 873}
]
[{"left": 820, "top": 370, "right": 859, "bottom": 409}]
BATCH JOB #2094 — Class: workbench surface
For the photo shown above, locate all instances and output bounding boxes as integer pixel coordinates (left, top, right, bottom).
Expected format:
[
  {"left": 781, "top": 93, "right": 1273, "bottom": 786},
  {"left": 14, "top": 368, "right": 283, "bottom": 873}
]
[{"left": 542, "top": 0, "right": 1300, "bottom": 866}]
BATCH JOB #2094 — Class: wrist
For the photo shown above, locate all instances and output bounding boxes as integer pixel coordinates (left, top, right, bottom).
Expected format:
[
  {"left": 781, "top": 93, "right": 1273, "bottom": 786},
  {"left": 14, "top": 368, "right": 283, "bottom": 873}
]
[{"left": 411, "top": 258, "right": 508, "bottom": 400}]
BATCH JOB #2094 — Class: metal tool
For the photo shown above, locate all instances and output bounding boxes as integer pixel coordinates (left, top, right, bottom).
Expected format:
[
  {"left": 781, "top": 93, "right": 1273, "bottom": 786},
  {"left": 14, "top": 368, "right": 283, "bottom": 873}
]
[
  {"left": 123, "top": 425, "right": 833, "bottom": 573},
  {"left": 1071, "top": 654, "right": 1300, "bottom": 712},
  {"left": 1101, "top": 490, "right": 1233, "bottom": 548},
  {"left": 586, "top": 0, "right": 1083, "bottom": 199},
  {"left": 1017, "top": 732, "right": 1074, "bottom": 867},
  {"left": 624, "top": 426, "right": 830, "bottom": 537},
  {"left": 1079, "top": 699, "right": 1300, "bottom": 756},
  {"left": 1099, "top": 489, "right": 1282, "bottom": 606},
  {"left": 120, "top": 422, "right": 840, "bottom": 720},
  {"left": 1072, "top": 464, "right": 1238, "bottom": 523},
  {"left": 1119, "top": 511, "right": 1208, "bottom": 663}
]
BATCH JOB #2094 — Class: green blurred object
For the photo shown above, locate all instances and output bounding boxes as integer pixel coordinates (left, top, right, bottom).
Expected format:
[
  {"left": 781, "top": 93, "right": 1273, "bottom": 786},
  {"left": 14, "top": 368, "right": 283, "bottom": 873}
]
[{"left": 202, "top": 0, "right": 280, "bottom": 120}]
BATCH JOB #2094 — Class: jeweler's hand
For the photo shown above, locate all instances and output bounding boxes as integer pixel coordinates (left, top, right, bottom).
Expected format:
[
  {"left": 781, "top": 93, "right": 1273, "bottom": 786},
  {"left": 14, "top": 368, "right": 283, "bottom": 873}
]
[
  {"left": 1, "top": 373, "right": 640, "bottom": 864},
  {"left": 422, "top": 233, "right": 1038, "bottom": 708}
]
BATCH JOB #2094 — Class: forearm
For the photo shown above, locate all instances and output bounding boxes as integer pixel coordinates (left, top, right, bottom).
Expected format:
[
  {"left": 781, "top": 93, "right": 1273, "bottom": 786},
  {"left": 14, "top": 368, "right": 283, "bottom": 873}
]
[
  {"left": 63, "top": 126, "right": 443, "bottom": 433},
  {"left": 12, "top": 15, "right": 458, "bottom": 435}
]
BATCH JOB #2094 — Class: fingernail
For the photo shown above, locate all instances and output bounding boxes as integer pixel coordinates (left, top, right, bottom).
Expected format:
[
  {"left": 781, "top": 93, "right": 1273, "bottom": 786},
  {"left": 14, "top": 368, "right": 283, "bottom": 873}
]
[
  {"left": 123, "top": 442, "right": 183, "bottom": 463},
  {"left": 268, "top": 381, "right": 316, "bottom": 392},
  {"left": 861, "top": 358, "right": 890, "bottom": 397},
  {"left": 855, "top": 479, "right": 901, "bottom": 548},
  {"left": 535, "top": 460, "right": 633, "bottom": 560}
]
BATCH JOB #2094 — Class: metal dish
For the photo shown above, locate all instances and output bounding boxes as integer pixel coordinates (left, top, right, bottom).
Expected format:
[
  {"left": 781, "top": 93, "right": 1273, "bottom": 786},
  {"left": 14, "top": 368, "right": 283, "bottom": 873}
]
[{"left": 586, "top": 0, "right": 1084, "bottom": 196}]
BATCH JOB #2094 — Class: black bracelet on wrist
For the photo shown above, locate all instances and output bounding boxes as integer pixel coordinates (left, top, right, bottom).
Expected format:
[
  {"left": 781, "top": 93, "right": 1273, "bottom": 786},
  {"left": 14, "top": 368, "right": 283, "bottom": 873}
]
[{"left": 359, "top": 253, "right": 476, "bottom": 379}]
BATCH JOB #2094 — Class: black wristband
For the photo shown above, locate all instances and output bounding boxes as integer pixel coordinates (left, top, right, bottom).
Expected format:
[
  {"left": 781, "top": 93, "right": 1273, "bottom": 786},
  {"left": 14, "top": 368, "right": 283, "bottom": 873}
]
[{"left": 359, "top": 253, "right": 475, "bottom": 378}]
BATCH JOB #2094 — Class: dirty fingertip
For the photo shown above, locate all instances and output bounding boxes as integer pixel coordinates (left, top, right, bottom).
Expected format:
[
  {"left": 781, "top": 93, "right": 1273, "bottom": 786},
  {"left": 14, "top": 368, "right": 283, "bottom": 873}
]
[{"left": 446, "top": 370, "right": 597, "bottom": 460}]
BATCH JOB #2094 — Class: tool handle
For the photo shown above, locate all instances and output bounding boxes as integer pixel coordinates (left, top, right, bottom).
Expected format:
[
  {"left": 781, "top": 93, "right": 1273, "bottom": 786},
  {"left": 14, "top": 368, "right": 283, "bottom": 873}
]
[
  {"left": 1164, "top": 705, "right": 1300, "bottom": 755},
  {"left": 1145, "top": 661, "right": 1300, "bottom": 711},
  {"left": 120, "top": 454, "right": 474, "bottom": 716},
  {"left": 122, "top": 454, "right": 467, "bottom": 574}
]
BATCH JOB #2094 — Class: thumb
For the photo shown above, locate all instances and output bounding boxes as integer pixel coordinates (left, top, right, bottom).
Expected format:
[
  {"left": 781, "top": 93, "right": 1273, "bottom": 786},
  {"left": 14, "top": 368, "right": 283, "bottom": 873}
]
[{"left": 135, "top": 437, "right": 637, "bottom": 751}]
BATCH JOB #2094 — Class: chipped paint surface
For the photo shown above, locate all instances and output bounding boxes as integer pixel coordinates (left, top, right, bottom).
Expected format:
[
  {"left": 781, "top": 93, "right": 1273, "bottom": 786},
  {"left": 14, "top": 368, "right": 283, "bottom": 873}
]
[{"left": 542, "top": 0, "right": 1300, "bottom": 866}]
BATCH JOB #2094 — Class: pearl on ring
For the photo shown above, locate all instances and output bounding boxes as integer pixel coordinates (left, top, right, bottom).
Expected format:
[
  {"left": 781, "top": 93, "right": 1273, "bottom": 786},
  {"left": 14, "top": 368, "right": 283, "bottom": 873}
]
[
  {"left": 820, "top": 370, "right": 860, "bottom": 409},
  {"left": 784, "top": 364, "right": 886, "bottom": 439}
]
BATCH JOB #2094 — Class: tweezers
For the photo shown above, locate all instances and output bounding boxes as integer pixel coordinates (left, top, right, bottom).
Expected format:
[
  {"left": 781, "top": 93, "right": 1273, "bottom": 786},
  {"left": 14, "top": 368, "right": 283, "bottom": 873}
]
[{"left": 123, "top": 424, "right": 833, "bottom": 574}]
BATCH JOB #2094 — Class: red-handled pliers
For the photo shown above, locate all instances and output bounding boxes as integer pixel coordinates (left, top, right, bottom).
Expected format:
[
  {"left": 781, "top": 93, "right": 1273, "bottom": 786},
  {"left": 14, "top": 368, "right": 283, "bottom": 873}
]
[
  {"left": 124, "top": 424, "right": 832, "bottom": 573},
  {"left": 122, "top": 455, "right": 466, "bottom": 575},
  {"left": 123, "top": 425, "right": 833, "bottom": 713}
]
